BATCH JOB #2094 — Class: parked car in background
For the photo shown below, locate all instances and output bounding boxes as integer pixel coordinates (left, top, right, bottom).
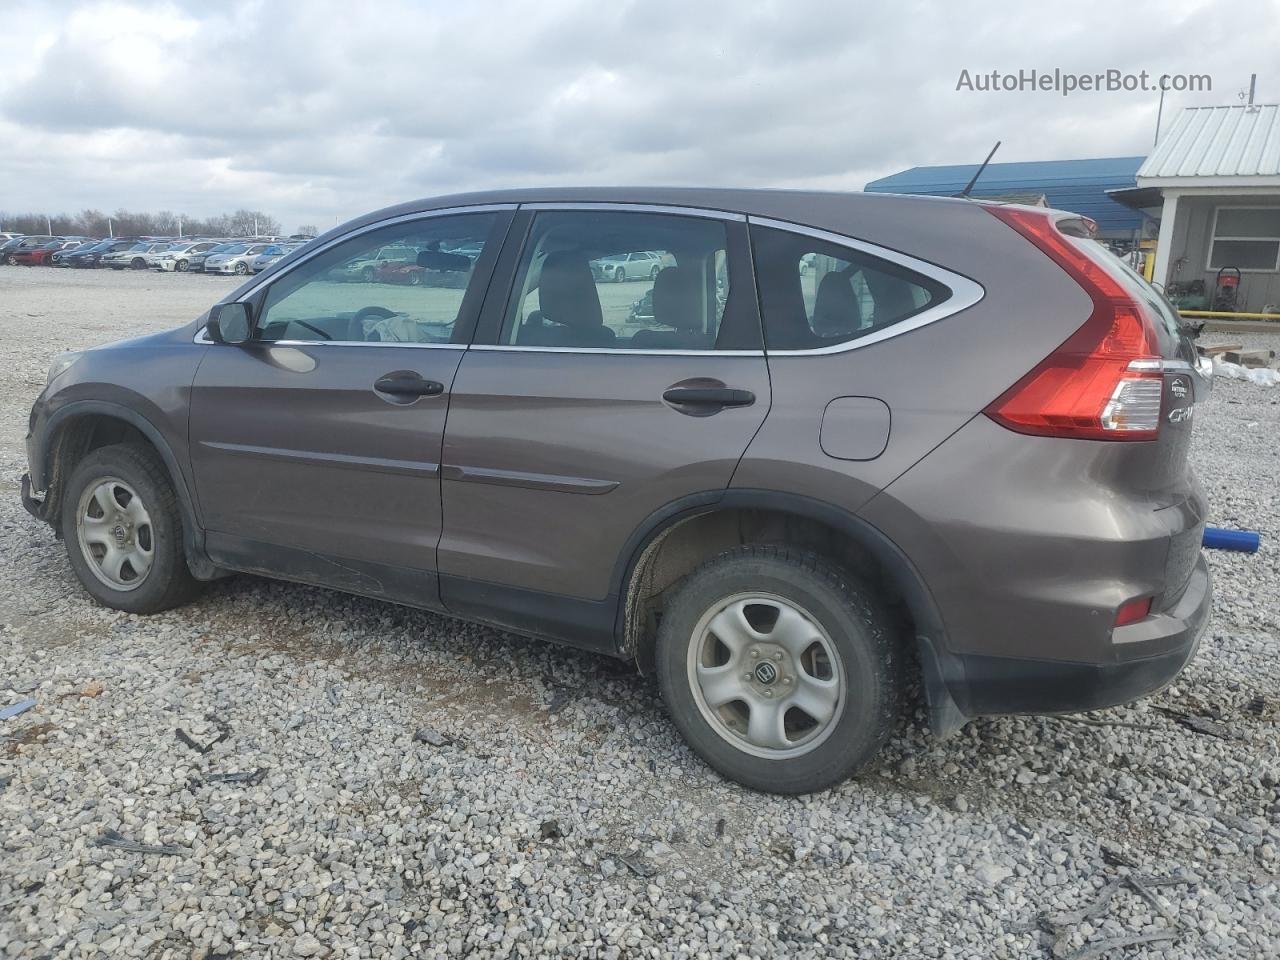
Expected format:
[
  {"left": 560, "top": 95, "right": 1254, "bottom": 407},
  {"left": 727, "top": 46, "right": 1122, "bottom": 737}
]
[
  {"left": 34, "top": 240, "right": 92, "bottom": 266},
  {"left": 51, "top": 241, "right": 94, "bottom": 266},
  {"left": 0, "top": 231, "right": 24, "bottom": 242},
  {"left": 249, "top": 242, "right": 302, "bottom": 273},
  {"left": 326, "top": 244, "right": 418, "bottom": 282},
  {"left": 17, "top": 189, "right": 1211, "bottom": 794},
  {"left": 151, "top": 240, "right": 220, "bottom": 272},
  {"left": 185, "top": 242, "right": 240, "bottom": 273},
  {"left": 203, "top": 242, "right": 272, "bottom": 275},
  {"left": 3, "top": 236, "right": 57, "bottom": 264},
  {"left": 102, "top": 241, "right": 173, "bottom": 270},
  {"left": 62, "top": 239, "right": 131, "bottom": 268},
  {"left": 10, "top": 239, "right": 74, "bottom": 266},
  {"left": 591, "top": 249, "right": 664, "bottom": 281}
]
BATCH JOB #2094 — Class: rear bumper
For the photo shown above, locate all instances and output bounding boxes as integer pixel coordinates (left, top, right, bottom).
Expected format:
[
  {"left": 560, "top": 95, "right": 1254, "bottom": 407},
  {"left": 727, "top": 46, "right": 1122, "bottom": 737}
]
[{"left": 946, "top": 552, "right": 1211, "bottom": 717}]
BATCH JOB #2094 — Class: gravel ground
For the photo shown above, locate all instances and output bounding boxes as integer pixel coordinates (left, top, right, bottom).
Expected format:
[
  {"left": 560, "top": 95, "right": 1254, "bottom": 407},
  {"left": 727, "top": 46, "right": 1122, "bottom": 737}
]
[{"left": 1, "top": 267, "right": 1277, "bottom": 959}]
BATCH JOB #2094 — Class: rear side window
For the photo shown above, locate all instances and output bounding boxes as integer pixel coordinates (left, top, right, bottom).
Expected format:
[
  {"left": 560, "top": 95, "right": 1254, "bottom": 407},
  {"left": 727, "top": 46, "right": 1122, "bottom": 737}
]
[
  {"left": 499, "top": 210, "right": 756, "bottom": 351},
  {"left": 751, "top": 226, "right": 950, "bottom": 350}
]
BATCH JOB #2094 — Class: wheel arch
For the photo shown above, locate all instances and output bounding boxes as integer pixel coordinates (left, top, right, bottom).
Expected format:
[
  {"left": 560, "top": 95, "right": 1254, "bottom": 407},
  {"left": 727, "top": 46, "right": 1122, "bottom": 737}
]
[
  {"left": 35, "top": 401, "right": 219, "bottom": 580},
  {"left": 612, "top": 489, "right": 966, "bottom": 737}
]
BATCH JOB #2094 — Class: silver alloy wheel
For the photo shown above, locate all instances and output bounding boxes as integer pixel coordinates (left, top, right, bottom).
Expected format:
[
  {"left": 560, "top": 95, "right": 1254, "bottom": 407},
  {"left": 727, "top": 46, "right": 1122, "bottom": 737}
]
[
  {"left": 686, "top": 592, "right": 846, "bottom": 759},
  {"left": 75, "top": 477, "right": 155, "bottom": 591}
]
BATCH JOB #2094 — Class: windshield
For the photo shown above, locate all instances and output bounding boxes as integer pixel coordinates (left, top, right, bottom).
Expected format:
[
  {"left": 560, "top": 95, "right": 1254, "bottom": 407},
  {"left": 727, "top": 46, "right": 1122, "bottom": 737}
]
[{"left": 221, "top": 244, "right": 249, "bottom": 254}]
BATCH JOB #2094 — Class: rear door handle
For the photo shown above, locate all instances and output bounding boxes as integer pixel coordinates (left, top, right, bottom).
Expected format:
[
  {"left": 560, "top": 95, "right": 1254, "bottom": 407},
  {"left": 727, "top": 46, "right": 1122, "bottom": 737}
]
[
  {"left": 662, "top": 387, "right": 756, "bottom": 407},
  {"left": 374, "top": 373, "right": 445, "bottom": 397}
]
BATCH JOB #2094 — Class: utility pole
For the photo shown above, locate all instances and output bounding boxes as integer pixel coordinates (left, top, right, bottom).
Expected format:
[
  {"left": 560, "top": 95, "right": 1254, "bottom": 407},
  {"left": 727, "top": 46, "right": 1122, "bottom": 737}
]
[
  {"left": 108, "top": 218, "right": 114, "bottom": 238},
  {"left": 178, "top": 215, "right": 183, "bottom": 238},
  {"left": 46, "top": 215, "right": 52, "bottom": 234},
  {"left": 1154, "top": 88, "right": 1165, "bottom": 146}
]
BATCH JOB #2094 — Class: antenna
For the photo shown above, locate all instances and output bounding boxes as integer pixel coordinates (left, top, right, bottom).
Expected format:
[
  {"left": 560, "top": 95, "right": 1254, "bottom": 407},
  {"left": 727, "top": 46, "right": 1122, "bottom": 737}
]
[{"left": 957, "top": 141, "right": 1001, "bottom": 198}]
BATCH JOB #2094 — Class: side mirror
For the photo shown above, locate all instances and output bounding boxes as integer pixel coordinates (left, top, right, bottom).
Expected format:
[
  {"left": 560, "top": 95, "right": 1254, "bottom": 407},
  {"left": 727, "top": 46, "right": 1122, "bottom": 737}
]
[{"left": 206, "top": 302, "right": 252, "bottom": 344}]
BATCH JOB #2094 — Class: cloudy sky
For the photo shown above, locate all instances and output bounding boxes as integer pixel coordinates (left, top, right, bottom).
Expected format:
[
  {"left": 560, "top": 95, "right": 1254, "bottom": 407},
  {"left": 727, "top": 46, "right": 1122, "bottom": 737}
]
[{"left": 1, "top": 0, "right": 1275, "bottom": 232}]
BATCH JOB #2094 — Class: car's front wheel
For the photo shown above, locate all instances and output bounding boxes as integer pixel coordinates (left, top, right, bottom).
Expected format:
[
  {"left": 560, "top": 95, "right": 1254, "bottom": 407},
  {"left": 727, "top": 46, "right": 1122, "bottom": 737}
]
[
  {"left": 234, "top": 261, "right": 249, "bottom": 275},
  {"left": 657, "top": 546, "right": 901, "bottom": 794},
  {"left": 175, "top": 259, "right": 188, "bottom": 272},
  {"left": 614, "top": 266, "right": 627, "bottom": 282},
  {"left": 60, "top": 443, "right": 201, "bottom": 614}
]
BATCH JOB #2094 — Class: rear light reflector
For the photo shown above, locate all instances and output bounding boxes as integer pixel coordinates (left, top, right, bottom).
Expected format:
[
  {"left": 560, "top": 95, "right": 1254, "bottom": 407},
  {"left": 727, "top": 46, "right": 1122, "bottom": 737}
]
[
  {"left": 1114, "top": 596, "right": 1152, "bottom": 626},
  {"left": 983, "top": 206, "right": 1164, "bottom": 441}
]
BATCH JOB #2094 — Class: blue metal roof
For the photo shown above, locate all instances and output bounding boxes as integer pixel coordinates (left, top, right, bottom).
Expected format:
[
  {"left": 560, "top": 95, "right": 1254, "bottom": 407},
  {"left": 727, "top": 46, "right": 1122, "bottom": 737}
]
[{"left": 865, "top": 156, "right": 1147, "bottom": 235}]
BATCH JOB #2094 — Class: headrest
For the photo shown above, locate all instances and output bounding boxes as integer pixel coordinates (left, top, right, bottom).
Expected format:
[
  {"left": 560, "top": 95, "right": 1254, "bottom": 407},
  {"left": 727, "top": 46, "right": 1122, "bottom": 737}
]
[
  {"left": 652, "top": 266, "right": 701, "bottom": 332},
  {"left": 539, "top": 251, "right": 603, "bottom": 331},
  {"left": 812, "top": 271, "right": 861, "bottom": 337}
]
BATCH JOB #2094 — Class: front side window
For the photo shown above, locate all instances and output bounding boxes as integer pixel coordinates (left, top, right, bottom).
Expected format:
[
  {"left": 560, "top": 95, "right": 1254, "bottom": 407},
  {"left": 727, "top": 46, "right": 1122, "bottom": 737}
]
[
  {"left": 752, "top": 226, "right": 950, "bottom": 350},
  {"left": 255, "top": 212, "right": 500, "bottom": 344},
  {"left": 500, "top": 210, "right": 744, "bottom": 350},
  {"left": 1208, "top": 207, "right": 1280, "bottom": 271}
]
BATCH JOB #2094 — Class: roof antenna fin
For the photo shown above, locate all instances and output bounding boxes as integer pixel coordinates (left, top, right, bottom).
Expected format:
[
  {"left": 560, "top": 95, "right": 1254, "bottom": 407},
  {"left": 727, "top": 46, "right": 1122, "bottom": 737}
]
[{"left": 956, "top": 141, "right": 1001, "bottom": 198}]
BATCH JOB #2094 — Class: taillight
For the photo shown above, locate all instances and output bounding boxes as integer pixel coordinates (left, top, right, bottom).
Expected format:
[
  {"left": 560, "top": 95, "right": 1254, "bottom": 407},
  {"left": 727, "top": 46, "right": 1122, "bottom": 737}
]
[{"left": 983, "top": 206, "right": 1163, "bottom": 441}]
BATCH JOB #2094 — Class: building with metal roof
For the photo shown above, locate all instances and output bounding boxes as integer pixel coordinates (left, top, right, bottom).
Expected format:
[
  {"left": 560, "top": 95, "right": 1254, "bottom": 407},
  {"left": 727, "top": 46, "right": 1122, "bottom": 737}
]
[
  {"left": 1124, "top": 104, "right": 1280, "bottom": 315},
  {"left": 865, "top": 156, "right": 1147, "bottom": 241}
]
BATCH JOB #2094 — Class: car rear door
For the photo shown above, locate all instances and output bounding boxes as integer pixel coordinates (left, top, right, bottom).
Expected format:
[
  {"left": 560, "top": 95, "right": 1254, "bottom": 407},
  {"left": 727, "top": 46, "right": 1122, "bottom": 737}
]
[
  {"left": 187, "top": 206, "right": 514, "bottom": 606},
  {"left": 437, "top": 205, "right": 770, "bottom": 646}
]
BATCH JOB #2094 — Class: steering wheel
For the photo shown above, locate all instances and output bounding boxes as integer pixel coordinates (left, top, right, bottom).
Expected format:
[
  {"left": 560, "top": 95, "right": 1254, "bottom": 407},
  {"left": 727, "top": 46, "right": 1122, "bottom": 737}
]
[{"left": 352, "top": 305, "right": 398, "bottom": 342}]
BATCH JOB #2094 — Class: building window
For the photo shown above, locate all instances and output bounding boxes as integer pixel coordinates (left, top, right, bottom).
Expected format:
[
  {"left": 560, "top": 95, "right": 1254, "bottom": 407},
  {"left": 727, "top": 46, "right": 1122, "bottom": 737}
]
[{"left": 1208, "top": 207, "right": 1280, "bottom": 272}]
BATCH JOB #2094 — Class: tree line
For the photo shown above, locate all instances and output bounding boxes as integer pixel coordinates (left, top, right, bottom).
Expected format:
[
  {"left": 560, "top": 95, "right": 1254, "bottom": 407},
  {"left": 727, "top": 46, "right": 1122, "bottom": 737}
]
[{"left": 0, "top": 208, "right": 318, "bottom": 239}]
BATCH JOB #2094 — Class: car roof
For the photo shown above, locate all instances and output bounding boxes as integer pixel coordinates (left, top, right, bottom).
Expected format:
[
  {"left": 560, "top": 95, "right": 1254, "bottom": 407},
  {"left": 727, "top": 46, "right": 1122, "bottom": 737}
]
[{"left": 319, "top": 186, "right": 991, "bottom": 251}]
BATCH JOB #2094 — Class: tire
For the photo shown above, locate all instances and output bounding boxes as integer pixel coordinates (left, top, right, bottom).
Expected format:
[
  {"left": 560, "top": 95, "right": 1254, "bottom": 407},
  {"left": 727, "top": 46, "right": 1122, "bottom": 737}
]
[
  {"left": 614, "top": 266, "right": 627, "bottom": 282},
  {"left": 60, "top": 443, "right": 201, "bottom": 614},
  {"left": 656, "top": 545, "right": 901, "bottom": 794},
  {"left": 234, "top": 261, "right": 249, "bottom": 275},
  {"left": 5, "top": 255, "right": 16, "bottom": 265},
  {"left": 131, "top": 257, "right": 145, "bottom": 269},
  {"left": 175, "top": 259, "right": 188, "bottom": 272},
  {"left": 362, "top": 266, "right": 375, "bottom": 282},
  {"left": 650, "top": 265, "right": 660, "bottom": 279}
]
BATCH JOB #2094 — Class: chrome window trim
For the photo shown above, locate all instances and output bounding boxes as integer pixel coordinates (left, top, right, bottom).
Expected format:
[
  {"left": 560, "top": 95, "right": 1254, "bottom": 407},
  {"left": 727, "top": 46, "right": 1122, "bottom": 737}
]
[
  {"left": 746, "top": 216, "right": 986, "bottom": 356},
  {"left": 470, "top": 344, "right": 763, "bottom": 357},
  {"left": 194, "top": 329, "right": 465, "bottom": 349},
  {"left": 191, "top": 203, "right": 517, "bottom": 345},
  {"left": 519, "top": 202, "right": 746, "bottom": 221}
]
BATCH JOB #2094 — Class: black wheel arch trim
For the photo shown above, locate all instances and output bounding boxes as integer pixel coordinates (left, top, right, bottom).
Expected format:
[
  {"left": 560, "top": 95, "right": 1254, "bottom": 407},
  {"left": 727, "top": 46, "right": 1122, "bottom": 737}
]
[
  {"left": 32, "top": 399, "right": 219, "bottom": 580},
  {"left": 610, "top": 487, "right": 968, "bottom": 737}
]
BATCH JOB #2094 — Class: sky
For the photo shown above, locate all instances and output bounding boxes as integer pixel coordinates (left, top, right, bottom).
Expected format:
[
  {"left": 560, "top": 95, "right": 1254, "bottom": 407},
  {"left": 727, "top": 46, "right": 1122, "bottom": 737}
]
[{"left": 1, "top": 0, "right": 1276, "bottom": 233}]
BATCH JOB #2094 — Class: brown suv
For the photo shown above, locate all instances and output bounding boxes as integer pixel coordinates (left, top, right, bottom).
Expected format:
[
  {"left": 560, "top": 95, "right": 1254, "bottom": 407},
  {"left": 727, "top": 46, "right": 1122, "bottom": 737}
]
[{"left": 21, "top": 188, "right": 1212, "bottom": 793}]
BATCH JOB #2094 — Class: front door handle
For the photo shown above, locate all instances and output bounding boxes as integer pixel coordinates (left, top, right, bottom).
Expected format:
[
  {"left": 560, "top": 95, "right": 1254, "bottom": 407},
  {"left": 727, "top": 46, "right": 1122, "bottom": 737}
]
[
  {"left": 662, "top": 386, "right": 756, "bottom": 407},
  {"left": 374, "top": 373, "right": 445, "bottom": 397}
]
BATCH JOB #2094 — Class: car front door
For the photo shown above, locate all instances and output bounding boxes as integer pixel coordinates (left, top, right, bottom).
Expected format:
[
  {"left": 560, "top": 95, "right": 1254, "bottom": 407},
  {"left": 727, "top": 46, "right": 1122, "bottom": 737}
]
[
  {"left": 438, "top": 205, "right": 770, "bottom": 646},
  {"left": 187, "top": 206, "right": 514, "bottom": 606}
]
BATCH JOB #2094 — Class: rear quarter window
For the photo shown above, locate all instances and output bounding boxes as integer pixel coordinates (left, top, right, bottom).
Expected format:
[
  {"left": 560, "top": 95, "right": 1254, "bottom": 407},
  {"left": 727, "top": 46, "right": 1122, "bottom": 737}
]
[{"left": 751, "top": 226, "right": 952, "bottom": 350}]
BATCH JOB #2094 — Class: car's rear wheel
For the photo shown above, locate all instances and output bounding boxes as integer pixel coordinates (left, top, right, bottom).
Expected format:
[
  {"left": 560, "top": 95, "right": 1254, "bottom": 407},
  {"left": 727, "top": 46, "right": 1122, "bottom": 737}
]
[
  {"left": 650, "top": 265, "right": 660, "bottom": 279},
  {"left": 5, "top": 255, "right": 16, "bottom": 265},
  {"left": 61, "top": 443, "right": 201, "bottom": 614},
  {"left": 656, "top": 545, "right": 901, "bottom": 794},
  {"left": 175, "top": 259, "right": 188, "bottom": 272},
  {"left": 130, "top": 257, "right": 145, "bottom": 269},
  {"left": 614, "top": 265, "right": 626, "bottom": 282}
]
